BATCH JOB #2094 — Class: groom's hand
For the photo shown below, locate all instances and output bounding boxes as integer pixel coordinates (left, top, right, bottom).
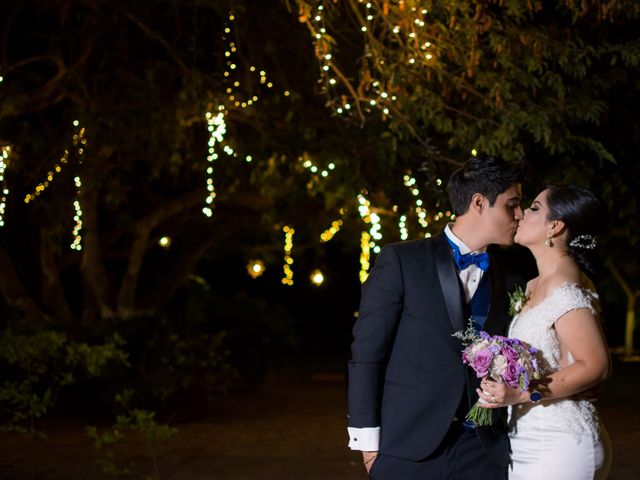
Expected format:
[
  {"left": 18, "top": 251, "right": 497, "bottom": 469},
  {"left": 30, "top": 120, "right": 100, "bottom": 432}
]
[{"left": 362, "top": 451, "right": 378, "bottom": 473}]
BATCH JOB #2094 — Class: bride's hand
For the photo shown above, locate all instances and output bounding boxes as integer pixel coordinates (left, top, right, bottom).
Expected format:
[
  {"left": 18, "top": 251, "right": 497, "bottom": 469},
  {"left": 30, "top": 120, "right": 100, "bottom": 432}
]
[{"left": 477, "top": 378, "right": 528, "bottom": 408}]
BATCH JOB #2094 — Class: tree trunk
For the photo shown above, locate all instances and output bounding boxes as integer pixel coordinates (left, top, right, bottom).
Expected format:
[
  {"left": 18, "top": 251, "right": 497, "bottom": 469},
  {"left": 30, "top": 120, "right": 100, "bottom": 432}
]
[
  {"left": 625, "top": 296, "right": 638, "bottom": 358},
  {"left": 116, "top": 222, "right": 152, "bottom": 319},
  {"left": 606, "top": 259, "right": 639, "bottom": 358},
  {"left": 80, "top": 186, "right": 115, "bottom": 320},
  {"left": 40, "top": 229, "right": 75, "bottom": 324},
  {"left": 0, "top": 246, "right": 49, "bottom": 326}
]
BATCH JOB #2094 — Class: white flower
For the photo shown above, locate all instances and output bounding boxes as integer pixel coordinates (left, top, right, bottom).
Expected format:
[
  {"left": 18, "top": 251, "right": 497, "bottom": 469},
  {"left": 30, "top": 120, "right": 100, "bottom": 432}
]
[
  {"left": 490, "top": 354, "right": 507, "bottom": 378},
  {"left": 508, "top": 286, "right": 528, "bottom": 316},
  {"left": 470, "top": 339, "right": 490, "bottom": 355}
]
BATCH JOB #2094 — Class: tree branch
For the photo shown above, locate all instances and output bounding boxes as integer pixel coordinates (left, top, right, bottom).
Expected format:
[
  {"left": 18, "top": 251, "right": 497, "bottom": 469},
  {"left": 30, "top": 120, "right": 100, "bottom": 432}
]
[
  {"left": 116, "top": 189, "right": 206, "bottom": 318},
  {"left": 119, "top": 9, "right": 190, "bottom": 75}
]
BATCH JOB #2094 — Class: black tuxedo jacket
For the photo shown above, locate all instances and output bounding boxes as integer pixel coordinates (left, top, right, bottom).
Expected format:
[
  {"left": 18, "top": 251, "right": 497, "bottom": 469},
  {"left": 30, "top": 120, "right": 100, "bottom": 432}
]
[{"left": 348, "top": 234, "right": 522, "bottom": 465}]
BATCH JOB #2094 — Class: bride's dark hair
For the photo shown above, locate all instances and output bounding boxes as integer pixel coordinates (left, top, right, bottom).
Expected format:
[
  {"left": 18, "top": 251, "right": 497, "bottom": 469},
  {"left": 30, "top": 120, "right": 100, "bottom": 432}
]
[{"left": 545, "top": 184, "right": 608, "bottom": 275}]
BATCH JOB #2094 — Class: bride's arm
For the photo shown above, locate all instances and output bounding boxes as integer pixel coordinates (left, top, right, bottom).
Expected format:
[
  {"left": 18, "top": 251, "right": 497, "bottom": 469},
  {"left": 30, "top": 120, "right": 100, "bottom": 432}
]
[
  {"left": 478, "top": 307, "right": 610, "bottom": 407},
  {"left": 541, "top": 307, "right": 611, "bottom": 399}
]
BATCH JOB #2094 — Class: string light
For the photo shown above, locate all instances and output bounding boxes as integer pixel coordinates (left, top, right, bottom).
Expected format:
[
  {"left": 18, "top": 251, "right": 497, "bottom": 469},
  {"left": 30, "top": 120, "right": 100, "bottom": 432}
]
[
  {"left": 403, "top": 174, "right": 430, "bottom": 234},
  {"left": 25, "top": 155, "right": 64, "bottom": 203},
  {"left": 320, "top": 219, "right": 343, "bottom": 242},
  {"left": 247, "top": 259, "right": 265, "bottom": 279},
  {"left": 398, "top": 214, "right": 408, "bottom": 240},
  {"left": 282, "top": 225, "right": 294, "bottom": 286},
  {"left": 300, "top": 153, "right": 332, "bottom": 179},
  {"left": 310, "top": 269, "right": 324, "bottom": 286},
  {"left": 221, "top": 13, "right": 280, "bottom": 110},
  {"left": 357, "top": 193, "right": 382, "bottom": 254},
  {"left": 201, "top": 11, "right": 280, "bottom": 218},
  {"left": 0, "top": 146, "right": 10, "bottom": 227},
  {"left": 25, "top": 120, "right": 86, "bottom": 204},
  {"left": 356, "top": 193, "right": 381, "bottom": 283},
  {"left": 202, "top": 110, "right": 227, "bottom": 217},
  {"left": 359, "top": 231, "right": 371, "bottom": 283},
  {"left": 301, "top": 1, "right": 437, "bottom": 121},
  {"left": 70, "top": 176, "right": 83, "bottom": 250},
  {"left": 67, "top": 120, "right": 88, "bottom": 250},
  {"left": 158, "top": 236, "right": 172, "bottom": 248}
]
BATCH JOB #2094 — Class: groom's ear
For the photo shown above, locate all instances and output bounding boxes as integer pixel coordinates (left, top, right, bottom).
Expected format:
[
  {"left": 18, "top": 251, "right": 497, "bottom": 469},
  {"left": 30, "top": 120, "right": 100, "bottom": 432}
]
[{"left": 470, "top": 193, "right": 484, "bottom": 215}]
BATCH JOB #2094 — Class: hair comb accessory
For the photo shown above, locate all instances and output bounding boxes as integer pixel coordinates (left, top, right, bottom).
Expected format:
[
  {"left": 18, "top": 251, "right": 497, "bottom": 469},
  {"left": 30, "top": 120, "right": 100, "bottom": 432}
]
[{"left": 569, "top": 234, "right": 597, "bottom": 250}]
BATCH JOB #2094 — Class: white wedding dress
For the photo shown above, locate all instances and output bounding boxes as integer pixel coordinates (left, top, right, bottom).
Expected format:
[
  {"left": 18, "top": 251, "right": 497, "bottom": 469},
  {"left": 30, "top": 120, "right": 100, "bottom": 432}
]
[{"left": 507, "top": 283, "right": 612, "bottom": 480}]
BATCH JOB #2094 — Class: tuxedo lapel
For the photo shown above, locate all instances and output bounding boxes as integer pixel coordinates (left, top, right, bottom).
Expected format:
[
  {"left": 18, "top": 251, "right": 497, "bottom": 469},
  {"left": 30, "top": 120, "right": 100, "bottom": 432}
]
[{"left": 432, "top": 235, "right": 466, "bottom": 333}]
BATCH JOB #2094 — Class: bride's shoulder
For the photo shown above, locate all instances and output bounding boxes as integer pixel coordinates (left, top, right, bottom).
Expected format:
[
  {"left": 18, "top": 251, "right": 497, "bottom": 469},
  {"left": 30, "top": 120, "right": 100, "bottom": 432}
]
[
  {"left": 544, "top": 273, "right": 580, "bottom": 295},
  {"left": 547, "top": 276, "right": 599, "bottom": 312}
]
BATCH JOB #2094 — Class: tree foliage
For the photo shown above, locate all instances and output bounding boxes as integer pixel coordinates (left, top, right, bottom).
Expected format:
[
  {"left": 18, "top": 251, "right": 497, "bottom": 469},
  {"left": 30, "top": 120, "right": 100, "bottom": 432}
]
[{"left": 0, "top": 0, "right": 638, "bottom": 348}]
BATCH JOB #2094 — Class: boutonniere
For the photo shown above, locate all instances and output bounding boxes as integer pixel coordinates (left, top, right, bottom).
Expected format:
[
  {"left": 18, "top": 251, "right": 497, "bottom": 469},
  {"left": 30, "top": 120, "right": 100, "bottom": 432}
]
[{"left": 508, "top": 286, "right": 528, "bottom": 316}]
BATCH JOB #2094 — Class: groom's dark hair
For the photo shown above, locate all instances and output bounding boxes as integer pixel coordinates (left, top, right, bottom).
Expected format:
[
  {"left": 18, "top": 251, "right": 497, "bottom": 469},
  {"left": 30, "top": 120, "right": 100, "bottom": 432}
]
[{"left": 447, "top": 154, "right": 523, "bottom": 215}]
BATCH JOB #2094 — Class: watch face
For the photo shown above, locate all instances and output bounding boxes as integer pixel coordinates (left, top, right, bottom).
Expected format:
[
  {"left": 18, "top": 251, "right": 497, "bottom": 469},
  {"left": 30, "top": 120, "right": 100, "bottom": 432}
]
[{"left": 530, "top": 391, "right": 542, "bottom": 403}]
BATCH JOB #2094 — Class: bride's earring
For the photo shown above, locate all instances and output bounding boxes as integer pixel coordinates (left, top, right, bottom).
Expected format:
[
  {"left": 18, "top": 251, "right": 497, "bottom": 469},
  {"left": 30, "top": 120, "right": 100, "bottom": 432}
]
[{"left": 545, "top": 233, "right": 553, "bottom": 247}]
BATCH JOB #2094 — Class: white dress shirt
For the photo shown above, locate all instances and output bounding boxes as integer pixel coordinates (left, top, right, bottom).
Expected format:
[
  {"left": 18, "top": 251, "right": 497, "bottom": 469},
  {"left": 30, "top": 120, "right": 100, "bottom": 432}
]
[
  {"left": 443, "top": 224, "right": 487, "bottom": 302},
  {"left": 347, "top": 225, "right": 488, "bottom": 451}
]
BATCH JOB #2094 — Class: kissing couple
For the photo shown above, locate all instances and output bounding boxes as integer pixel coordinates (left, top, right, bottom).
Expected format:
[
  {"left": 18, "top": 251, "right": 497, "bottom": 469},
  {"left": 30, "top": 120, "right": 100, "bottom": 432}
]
[{"left": 348, "top": 155, "right": 611, "bottom": 480}]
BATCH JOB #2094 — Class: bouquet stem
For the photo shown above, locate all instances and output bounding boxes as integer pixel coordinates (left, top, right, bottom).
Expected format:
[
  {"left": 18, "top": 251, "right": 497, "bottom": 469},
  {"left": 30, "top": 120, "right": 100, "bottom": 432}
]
[{"left": 465, "top": 400, "right": 493, "bottom": 427}]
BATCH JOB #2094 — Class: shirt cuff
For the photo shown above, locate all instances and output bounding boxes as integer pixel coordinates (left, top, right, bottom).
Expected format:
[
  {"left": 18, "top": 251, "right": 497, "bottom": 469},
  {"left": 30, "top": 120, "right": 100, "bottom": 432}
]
[{"left": 347, "top": 426, "right": 380, "bottom": 451}]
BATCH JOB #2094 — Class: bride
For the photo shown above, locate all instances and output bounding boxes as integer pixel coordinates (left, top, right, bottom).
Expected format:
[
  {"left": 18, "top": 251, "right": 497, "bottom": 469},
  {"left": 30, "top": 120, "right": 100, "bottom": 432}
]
[{"left": 477, "top": 184, "right": 612, "bottom": 479}]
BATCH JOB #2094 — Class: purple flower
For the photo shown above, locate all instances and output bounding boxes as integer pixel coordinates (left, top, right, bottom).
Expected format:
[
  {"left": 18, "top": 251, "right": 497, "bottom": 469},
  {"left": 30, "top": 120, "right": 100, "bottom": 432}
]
[
  {"left": 471, "top": 349, "right": 493, "bottom": 378},
  {"left": 501, "top": 345, "right": 519, "bottom": 363},
  {"left": 462, "top": 350, "right": 470, "bottom": 364},
  {"left": 501, "top": 360, "right": 522, "bottom": 387}
]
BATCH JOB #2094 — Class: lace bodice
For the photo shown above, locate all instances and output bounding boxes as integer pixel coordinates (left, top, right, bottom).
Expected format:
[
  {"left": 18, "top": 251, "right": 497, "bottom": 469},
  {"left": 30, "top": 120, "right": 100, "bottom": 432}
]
[{"left": 508, "top": 282, "right": 601, "bottom": 440}]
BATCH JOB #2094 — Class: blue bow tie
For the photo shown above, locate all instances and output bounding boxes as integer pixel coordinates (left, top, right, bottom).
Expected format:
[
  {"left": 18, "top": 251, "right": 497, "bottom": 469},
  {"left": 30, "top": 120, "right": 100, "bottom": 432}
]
[{"left": 446, "top": 237, "right": 490, "bottom": 271}]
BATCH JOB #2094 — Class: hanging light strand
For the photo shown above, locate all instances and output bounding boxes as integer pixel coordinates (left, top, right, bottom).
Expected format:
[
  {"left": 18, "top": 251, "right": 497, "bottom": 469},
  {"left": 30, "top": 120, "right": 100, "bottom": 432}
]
[
  {"left": 320, "top": 218, "right": 343, "bottom": 242},
  {"left": 282, "top": 225, "right": 295, "bottom": 285},
  {"left": 398, "top": 214, "right": 408, "bottom": 240},
  {"left": 69, "top": 120, "right": 87, "bottom": 250},
  {"left": 359, "top": 231, "right": 371, "bottom": 283},
  {"left": 0, "top": 146, "right": 10, "bottom": 227},
  {"left": 70, "top": 176, "right": 83, "bottom": 250},
  {"left": 357, "top": 193, "right": 382, "bottom": 282},
  {"left": 403, "top": 173, "right": 431, "bottom": 236},
  {"left": 222, "top": 12, "right": 279, "bottom": 110},
  {"left": 24, "top": 120, "right": 85, "bottom": 204},
  {"left": 202, "top": 109, "right": 227, "bottom": 217},
  {"left": 357, "top": 193, "right": 382, "bottom": 254}
]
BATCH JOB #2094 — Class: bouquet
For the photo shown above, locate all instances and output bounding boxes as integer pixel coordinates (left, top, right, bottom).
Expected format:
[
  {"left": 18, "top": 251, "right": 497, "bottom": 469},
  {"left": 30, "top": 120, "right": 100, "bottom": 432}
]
[{"left": 453, "top": 322, "right": 541, "bottom": 427}]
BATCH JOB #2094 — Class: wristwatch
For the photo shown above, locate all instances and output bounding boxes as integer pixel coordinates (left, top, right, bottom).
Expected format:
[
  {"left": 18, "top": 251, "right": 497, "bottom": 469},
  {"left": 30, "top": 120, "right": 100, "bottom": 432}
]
[{"left": 529, "top": 390, "right": 543, "bottom": 403}]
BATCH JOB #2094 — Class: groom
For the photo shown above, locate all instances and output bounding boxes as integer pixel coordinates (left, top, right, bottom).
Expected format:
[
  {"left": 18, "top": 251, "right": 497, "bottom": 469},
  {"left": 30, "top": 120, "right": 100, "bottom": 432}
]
[{"left": 348, "top": 155, "right": 524, "bottom": 479}]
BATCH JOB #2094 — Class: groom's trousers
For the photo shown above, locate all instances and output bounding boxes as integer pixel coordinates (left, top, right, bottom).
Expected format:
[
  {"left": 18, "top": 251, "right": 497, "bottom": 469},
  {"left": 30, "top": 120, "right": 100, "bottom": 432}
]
[{"left": 367, "top": 422, "right": 507, "bottom": 480}]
